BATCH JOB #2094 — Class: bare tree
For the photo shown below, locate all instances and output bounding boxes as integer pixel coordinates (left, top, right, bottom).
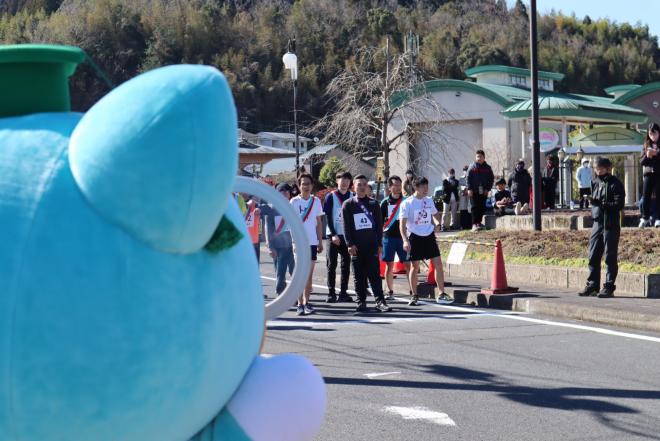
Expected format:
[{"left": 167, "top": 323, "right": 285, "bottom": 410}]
[{"left": 308, "top": 42, "right": 452, "bottom": 181}]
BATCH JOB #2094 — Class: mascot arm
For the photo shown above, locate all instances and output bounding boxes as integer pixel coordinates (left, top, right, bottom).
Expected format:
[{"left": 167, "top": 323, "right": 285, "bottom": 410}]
[{"left": 190, "top": 354, "right": 326, "bottom": 441}]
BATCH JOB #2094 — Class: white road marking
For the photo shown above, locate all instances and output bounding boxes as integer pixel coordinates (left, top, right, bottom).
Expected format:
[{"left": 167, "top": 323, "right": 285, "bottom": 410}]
[
  {"left": 261, "top": 276, "right": 660, "bottom": 344},
  {"left": 269, "top": 314, "right": 480, "bottom": 328},
  {"left": 365, "top": 372, "right": 401, "bottom": 378},
  {"left": 383, "top": 406, "right": 456, "bottom": 426}
]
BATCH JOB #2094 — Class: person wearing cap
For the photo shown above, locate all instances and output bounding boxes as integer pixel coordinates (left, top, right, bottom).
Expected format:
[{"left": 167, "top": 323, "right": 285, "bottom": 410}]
[
  {"left": 508, "top": 159, "right": 532, "bottom": 215},
  {"left": 578, "top": 157, "right": 625, "bottom": 298},
  {"left": 576, "top": 158, "right": 593, "bottom": 209},
  {"left": 639, "top": 122, "right": 660, "bottom": 228},
  {"left": 265, "top": 183, "right": 296, "bottom": 296},
  {"left": 322, "top": 171, "right": 354, "bottom": 303}
]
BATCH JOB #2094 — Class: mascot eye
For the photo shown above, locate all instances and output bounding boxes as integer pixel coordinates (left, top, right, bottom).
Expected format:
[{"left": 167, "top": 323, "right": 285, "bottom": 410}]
[{"left": 204, "top": 216, "right": 242, "bottom": 253}]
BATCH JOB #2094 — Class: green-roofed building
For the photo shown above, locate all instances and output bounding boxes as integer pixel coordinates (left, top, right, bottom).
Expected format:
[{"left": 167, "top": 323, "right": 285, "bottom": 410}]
[{"left": 388, "top": 64, "right": 649, "bottom": 205}]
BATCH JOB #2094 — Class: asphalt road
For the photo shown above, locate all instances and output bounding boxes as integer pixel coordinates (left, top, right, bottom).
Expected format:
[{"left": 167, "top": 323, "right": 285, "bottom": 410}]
[{"left": 260, "top": 254, "right": 660, "bottom": 441}]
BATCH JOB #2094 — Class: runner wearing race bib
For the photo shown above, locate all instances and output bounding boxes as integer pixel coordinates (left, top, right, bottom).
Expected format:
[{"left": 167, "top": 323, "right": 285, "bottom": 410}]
[
  {"left": 265, "top": 183, "right": 295, "bottom": 295},
  {"left": 244, "top": 197, "right": 261, "bottom": 262},
  {"left": 380, "top": 175, "right": 412, "bottom": 299},
  {"left": 290, "top": 173, "right": 324, "bottom": 316},
  {"left": 399, "top": 176, "right": 452, "bottom": 306},
  {"left": 342, "top": 175, "right": 391, "bottom": 313},
  {"left": 322, "top": 171, "right": 354, "bottom": 304}
]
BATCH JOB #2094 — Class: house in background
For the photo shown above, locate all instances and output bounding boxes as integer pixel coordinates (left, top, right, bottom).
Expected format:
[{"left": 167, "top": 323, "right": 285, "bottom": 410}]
[{"left": 256, "top": 131, "right": 312, "bottom": 153}]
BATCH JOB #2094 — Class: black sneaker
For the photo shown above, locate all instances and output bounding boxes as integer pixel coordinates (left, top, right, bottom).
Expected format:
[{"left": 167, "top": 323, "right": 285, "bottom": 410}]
[
  {"left": 337, "top": 293, "right": 354, "bottom": 303},
  {"left": 578, "top": 285, "right": 599, "bottom": 297},
  {"left": 408, "top": 296, "right": 419, "bottom": 306},
  {"left": 375, "top": 301, "right": 392, "bottom": 312},
  {"left": 296, "top": 304, "right": 305, "bottom": 316},
  {"left": 326, "top": 294, "right": 337, "bottom": 303},
  {"left": 355, "top": 302, "right": 368, "bottom": 313},
  {"left": 304, "top": 303, "right": 315, "bottom": 314},
  {"left": 597, "top": 285, "right": 615, "bottom": 298}
]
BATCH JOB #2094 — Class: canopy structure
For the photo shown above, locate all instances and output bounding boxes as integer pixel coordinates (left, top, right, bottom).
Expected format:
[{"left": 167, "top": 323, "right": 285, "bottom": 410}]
[{"left": 501, "top": 95, "right": 648, "bottom": 124}]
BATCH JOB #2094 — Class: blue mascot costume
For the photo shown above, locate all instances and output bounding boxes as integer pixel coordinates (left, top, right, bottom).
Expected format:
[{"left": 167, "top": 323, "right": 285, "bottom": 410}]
[{"left": 0, "top": 44, "right": 325, "bottom": 441}]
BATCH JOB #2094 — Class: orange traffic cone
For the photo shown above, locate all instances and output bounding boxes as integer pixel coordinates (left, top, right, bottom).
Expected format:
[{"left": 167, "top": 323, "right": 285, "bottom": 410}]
[
  {"left": 393, "top": 261, "right": 408, "bottom": 274},
  {"left": 379, "top": 258, "right": 386, "bottom": 279},
  {"left": 427, "top": 260, "right": 436, "bottom": 285},
  {"left": 481, "top": 240, "right": 518, "bottom": 294},
  {"left": 426, "top": 260, "right": 451, "bottom": 287}
]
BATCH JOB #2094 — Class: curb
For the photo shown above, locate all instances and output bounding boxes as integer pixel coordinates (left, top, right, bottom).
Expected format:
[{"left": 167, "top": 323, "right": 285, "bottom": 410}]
[{"left": 513, "top": 297, "right": 660, "bottom": 334}]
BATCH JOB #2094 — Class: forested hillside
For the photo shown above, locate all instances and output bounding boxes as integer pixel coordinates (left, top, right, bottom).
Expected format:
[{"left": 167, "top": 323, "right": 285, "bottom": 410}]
[{"left": 1, "top": 0, "right": 658, "bottom": 133}]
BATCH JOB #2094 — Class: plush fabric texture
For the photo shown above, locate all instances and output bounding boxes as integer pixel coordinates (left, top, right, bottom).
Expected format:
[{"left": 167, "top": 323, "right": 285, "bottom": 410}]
[{"left": 0, "top": 67, "right": 263, "bottom": 441}]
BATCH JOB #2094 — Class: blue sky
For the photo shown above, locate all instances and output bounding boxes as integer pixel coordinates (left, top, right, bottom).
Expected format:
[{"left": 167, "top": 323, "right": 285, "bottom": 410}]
[{"left": 507, "top": 1, "right": 660, "bottom": 38}]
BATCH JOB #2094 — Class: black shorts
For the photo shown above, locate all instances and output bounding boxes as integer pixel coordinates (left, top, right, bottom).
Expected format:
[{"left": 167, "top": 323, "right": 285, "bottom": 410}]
[
  {"left": 310, "top": 245, "right": 318, "bottom": 261},
  {"left": 408, "top": 233, "right": 440, "bottom": 261}
]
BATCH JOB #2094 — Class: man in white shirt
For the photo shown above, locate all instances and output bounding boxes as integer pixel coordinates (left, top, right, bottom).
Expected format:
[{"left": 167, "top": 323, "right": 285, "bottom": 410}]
[
  {"left": 290, "top": 173, "right": 324, "bottom": 316},
  {"left": 576, "top": 159, "right": 593, "bottom": 209},
  {"left": 399, "top": 177, "right": 452, "bottom": 306}
]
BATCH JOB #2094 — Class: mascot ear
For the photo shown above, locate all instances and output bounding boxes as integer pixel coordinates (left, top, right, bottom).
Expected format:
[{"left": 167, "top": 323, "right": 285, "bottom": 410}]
[{"left": 70, "top": 65, "right": 237, "bottom": 254}]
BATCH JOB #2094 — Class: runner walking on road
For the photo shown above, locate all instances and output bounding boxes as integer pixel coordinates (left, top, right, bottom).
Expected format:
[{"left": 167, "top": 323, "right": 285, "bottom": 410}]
[{"left": 380, "top": 175, "right": 412, "bottom": 300}]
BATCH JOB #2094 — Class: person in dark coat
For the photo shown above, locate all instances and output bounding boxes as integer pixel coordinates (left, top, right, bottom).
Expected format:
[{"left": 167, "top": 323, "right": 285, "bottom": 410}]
[
  {"left": 466, "top": 149, "right": 495, "bottom": 231},
  {"left": 639, "top": 122, "right": 660, "bottom": 228},
  {"left": 441, "top": 168, "right": 460, "bottom": 230},
  {"left": 578, "top": 157, "right": 625, "bottom": 298},
  {"left": 541, "top": 155, "right": 559, "bottom": 209},
  {"left": 508, "top": 159, "right": 532, "bottom": 215}
]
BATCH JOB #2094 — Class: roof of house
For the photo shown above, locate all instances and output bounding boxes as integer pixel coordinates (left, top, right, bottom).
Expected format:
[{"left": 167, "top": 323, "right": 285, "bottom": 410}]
[
  {"left": 604, "top": 84, "right": 641, "bottom": 96},
  {"left": 300, "top": 144, "right": 338, "bottom": 160},
  {"left": 256, "top": 131, "right": 313, "bottom": 142},
  {"left": 465, "top": 65, "right": 565, "bottom": 82},
  {"left": 612, "top": 82, "right": 660, "bottom": 105}
]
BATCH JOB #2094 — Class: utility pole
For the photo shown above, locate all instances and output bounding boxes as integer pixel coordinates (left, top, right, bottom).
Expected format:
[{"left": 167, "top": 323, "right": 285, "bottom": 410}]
[{"left": 529, "top": 0, "right": 542, "bottom": 231}]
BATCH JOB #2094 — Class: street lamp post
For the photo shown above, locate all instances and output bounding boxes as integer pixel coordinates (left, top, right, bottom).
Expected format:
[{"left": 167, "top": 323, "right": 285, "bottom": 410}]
[
  {"left": 557, "top": 147, "right": 566, "bottom": 207},
  {"left": 282, "top": 39, "right": 300, "bottom": 176}
]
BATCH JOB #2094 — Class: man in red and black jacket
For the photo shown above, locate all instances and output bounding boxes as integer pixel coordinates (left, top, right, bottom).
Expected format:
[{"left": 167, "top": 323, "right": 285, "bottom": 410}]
[{"left": 343, "top": 175, "right": 392, "bottom": 314}]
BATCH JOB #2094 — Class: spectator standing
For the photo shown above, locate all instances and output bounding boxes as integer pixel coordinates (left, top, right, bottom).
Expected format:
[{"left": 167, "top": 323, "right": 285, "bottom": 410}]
[
  {"left": 639, "top": 122, "right": 660, "bottom": 228},
  {"left": 244, "top": 196, "right": 261, "bottom": 262},
  {"left": 542, "top": 156, "right": 559, "bottom": 209},
  {"left": 466, "top": 150, "right": 494, "bottom": 231},
  {"left": 576, "top": 158, "right": 593, "bottom": 209},
  {"left": 578, "top": 157, "right": 625, "bottom": 298},
  {"left": 441, "top": 169, "right": 460, "bottom": 231},
  {"left": 403, "top": 169, "right": 416, "bottom": 197},
  {"left": 458, "top": 165, "right": 471, "bottom": 229}
]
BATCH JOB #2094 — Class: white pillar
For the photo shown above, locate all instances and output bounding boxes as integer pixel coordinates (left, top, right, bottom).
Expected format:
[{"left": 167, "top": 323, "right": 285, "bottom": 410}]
[{"left": 624, "top": 154, "right": 635, "bottom": 205}]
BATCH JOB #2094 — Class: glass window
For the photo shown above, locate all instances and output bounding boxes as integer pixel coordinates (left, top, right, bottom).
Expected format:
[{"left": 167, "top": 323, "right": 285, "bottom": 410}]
[{"left": 510, "top": 74, "right": 527, "bottom": 87}]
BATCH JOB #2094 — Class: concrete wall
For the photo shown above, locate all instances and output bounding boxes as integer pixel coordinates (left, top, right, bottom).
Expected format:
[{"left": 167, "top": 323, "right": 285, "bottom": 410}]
[{"left": 388, "top": 90, "right": 526, "bottom": 186}]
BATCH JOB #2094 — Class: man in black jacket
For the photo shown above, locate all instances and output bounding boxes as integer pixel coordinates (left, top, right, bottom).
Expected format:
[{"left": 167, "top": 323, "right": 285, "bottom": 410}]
[
  {"left": 508, "top": 159, "right": 532, "bottom": 214},
  {"left": 441, "top": 169, "right": 460, "bottom": 231},
  {"left": 542, "top": 155, "right": 559, "bottom": 209},
  {"left": 323, "top": 171, "right": 354, "bottom": 303},
  {"left": 578, "top": 157, "right": 625, "bottom": 298},
  {"left": 342, "top": 175, "right": 392, "bottom": 313},
  {"left": 466, "top": 150, "right": 495, "bottom": 231}
]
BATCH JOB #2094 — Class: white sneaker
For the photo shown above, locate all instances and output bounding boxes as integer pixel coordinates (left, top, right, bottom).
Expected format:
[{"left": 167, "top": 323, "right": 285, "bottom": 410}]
[
  {"left": 655, "top": 220, "right": 660, "bottom": 228},
  {"left": 639, "top": 218, "right": 650, "bottom": 228},
  {"left": 514, "top": 202, "right": 522, "bottom": 216},
  {"left": 471, "top": 224, "right": 479, "bottom": 232}
]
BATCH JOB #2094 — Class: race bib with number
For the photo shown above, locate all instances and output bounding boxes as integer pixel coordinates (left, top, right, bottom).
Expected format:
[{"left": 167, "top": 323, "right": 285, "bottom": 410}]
[
  {"left": 414, "top": 209, "right": 431, "bottom": 225},
  {"left": 246, "top": 212, "right": 255, "bottom": 227},
  {"left": 354, "top": 213, "right": 373, "bottom": 230},
  {"left": 388, "top": 204, "right": 396, "bottom": 219}
]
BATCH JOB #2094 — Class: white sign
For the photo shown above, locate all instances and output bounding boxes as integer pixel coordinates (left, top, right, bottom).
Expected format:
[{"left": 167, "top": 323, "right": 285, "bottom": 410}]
[
  {"left": 446, "top": 242, "right": 468, "bottom": 265},
  {"left": 529, "top": 127, "right": 560, "bottom": 153}
]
